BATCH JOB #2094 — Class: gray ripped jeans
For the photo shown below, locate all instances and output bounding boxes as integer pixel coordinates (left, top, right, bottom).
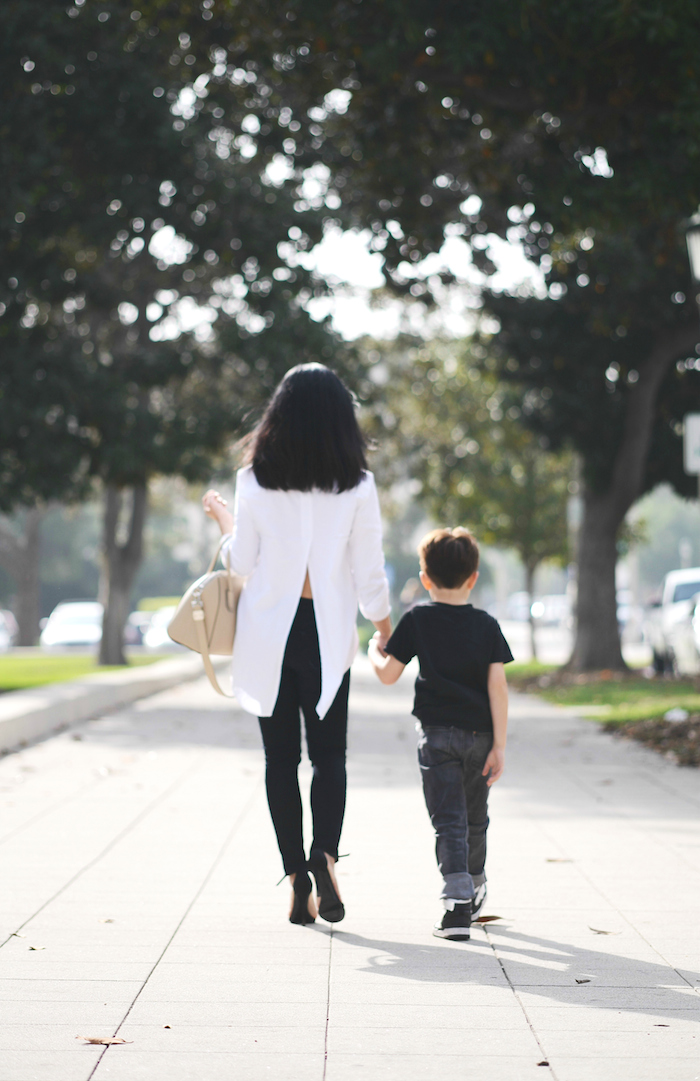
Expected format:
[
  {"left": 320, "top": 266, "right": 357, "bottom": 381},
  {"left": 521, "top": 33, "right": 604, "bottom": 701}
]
[{"left": 417, "top": 724, "right": 492, "bottom": 902}]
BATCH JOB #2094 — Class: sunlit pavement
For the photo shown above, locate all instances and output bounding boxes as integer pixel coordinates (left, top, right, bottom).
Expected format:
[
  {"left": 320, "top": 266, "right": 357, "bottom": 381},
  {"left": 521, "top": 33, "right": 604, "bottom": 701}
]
[{"left": 0, "top": 655, "right": 698, "bottom": 1081}]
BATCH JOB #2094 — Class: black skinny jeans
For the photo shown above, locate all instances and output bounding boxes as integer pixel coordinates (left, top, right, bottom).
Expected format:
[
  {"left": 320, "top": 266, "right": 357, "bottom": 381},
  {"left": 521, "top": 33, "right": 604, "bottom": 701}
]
[{"left": 258, "top": 599, "right": 350, "bottom": 875}]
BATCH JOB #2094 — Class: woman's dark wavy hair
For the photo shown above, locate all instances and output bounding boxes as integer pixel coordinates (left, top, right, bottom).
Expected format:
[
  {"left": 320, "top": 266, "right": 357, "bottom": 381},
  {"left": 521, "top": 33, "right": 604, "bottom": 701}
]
[{"left": 242, "top": 364, "right": 368, "bottom": 492}]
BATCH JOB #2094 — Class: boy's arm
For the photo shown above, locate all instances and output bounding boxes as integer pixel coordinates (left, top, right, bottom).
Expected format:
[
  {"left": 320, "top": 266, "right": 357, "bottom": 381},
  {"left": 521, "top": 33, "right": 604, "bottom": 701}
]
[
  {"left": 483, "top": 662, "right": 508, "bottom": 786},
  {"left": 368, "top": 633, "right": 406, "bottom": 685}
]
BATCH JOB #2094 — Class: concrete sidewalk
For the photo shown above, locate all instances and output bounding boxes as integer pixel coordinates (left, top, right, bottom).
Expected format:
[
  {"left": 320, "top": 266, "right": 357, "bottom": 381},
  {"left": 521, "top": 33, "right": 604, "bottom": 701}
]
[
  {"left": 0, "top": 653, "right": 227, "bottom": 755},
  {"left": 0, "top": 657, "right": 699, "bottom": 1081}
]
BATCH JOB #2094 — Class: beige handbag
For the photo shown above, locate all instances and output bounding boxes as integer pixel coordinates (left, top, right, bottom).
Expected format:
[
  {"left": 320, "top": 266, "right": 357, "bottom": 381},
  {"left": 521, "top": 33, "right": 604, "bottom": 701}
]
[{"left": 167, "top": 537, "right": 244, "bottom": 697}]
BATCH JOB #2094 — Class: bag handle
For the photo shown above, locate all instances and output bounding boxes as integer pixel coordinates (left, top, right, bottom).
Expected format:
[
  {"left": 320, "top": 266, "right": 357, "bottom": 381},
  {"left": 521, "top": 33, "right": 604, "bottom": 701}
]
[
  {"left": 194, "top": 535, "right": 235, "bottom": 698},
  {"left": 192, "top": 608, "right": 235, "bottom": 697},
  {"left": 206, "top": 534, "right": 231, "bottom": 575}
]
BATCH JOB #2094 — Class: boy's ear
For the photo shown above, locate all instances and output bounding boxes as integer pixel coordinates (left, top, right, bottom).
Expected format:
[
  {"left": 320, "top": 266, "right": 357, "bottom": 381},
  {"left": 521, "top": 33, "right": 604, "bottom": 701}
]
[
  {"left": 419, "top": 569, "right": 433, "bottom": 592},
  {"left": 467, "top": 570, "right": 479, "bottom": 588}
]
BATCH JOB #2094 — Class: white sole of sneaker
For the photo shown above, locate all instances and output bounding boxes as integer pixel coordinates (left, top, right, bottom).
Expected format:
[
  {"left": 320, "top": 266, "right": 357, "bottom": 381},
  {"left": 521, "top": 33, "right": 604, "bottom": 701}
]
[{"left": 433, "top": 927, "right": 471, "bottom": 940}]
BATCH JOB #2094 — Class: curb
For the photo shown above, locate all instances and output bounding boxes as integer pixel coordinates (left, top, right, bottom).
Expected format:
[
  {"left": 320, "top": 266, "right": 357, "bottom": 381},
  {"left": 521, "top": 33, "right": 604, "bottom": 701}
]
[{"left": 0, "top": 653, "right": 229, "bottom": 755}]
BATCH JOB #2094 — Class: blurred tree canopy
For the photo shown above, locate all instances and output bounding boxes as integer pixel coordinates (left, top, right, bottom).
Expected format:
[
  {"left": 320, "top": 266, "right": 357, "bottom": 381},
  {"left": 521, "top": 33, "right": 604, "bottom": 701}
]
[
  {"left": 5, "top": 0, "right": 700, "bottom": 666},
  {"left": 1, "top": 0, "right": 344, "bottom": 508},
  {"left": 364, "top": 336, "right": 571, "bottom": 657},
  {"left": 181, "top": 0, "right": 700, "bottom": 669},
  {"left": 0, "top": 0, "right": 351, "bottom": 653}
]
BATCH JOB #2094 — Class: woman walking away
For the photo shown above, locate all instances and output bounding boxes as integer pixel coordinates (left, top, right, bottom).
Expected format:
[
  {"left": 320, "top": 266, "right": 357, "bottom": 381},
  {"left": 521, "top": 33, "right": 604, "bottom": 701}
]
[{"left": 202, "top": 364, "right": 391, "bottom": 925}]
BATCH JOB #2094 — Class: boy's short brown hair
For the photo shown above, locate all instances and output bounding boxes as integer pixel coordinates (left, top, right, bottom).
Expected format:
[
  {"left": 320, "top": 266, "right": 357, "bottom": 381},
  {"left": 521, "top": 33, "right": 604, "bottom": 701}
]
[{"left": 418, "top": 528, "right": 479, "bottom": 590}]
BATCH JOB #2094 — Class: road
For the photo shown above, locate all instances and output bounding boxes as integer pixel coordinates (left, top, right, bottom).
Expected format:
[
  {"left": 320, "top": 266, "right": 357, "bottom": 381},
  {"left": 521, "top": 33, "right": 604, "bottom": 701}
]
[{"left": 501, "top": 620, "right": 652, "bottom": 667}]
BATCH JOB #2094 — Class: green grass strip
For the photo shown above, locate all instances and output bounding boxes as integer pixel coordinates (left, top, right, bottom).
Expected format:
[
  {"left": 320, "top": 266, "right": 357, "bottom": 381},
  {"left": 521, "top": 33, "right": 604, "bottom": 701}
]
[
  {"left": 0, "top": 654, "right": 168, "bottom": 692},
  {"left": 588, "top": 695, "right": 700, "bottom": 724}
]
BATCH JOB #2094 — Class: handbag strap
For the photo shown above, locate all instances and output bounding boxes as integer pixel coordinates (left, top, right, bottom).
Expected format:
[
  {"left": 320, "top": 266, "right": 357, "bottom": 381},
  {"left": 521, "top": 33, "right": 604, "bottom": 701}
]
[
  {"left": 192, "top": 607, "right": 235, "bottom": 698},
  {"left": 206, "top": 534, "right": 231, "bottom": 575},
  {"left": 193, "top": 535, "right": 235, "bottom": 698}
]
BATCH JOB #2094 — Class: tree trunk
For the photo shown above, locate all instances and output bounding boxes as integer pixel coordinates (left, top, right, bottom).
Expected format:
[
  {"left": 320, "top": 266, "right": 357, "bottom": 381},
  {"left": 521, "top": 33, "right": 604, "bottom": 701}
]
[
  {"left": 570, "top": 322, "right": 697, "bottom": 670},
  {"left": 98, "top": 483, "right": 148, "bottom": 665},
  {"left": 0, "top": 508, "right": 44, "bottom": 646},
  {"left": 569, "top": 491, "right": 624, "bottom": 670},
  {"left": 525, "top": 563, "right": 538, "bottom": 662}
]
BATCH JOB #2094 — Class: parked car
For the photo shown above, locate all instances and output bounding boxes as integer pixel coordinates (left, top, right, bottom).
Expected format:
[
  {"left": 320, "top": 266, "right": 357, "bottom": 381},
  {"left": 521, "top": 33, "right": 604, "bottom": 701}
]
[
  {"left": 663, "top": 595, "right": 700, "bottom": 676},
  {"left": 646, "top": 567, "right": 700, "bottom": 674},
  {"left": 530, "top": 594, "right": 571, "bottom": 626},
  {"left": 124, "top": 611, "right": 152, "bottom": 646},
  {"left": 0, "top": 612, "right": 12, "bottom": 653},
  {"left": 143, "top": 606, "right": 180, "bottom": 650},
  {"left": 39, "top": 601, "right": 103, "bottom": 648},
  {"left": 0, "top": 610, "right": 18, "bottom": 645}
]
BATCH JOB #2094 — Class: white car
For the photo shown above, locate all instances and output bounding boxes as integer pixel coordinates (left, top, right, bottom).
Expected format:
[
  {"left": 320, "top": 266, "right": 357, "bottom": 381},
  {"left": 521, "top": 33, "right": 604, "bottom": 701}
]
[
  {"left": 646, "top": 567, "right": 700, "bottom": 674},
  {"left": 39, "top": 601, "right": 104, "bottom": 648},
  {"left": 664, "top": 594, "right": 700, "bottom": 677},
  {"left": 143, "top": 606, "right": 181, "bottom": 650},
  {"left": 530, "top": 594, "right": 571, "bottom": 626},
  {"left": 0, "top": 612, "right": 12, "bottom": 653}
]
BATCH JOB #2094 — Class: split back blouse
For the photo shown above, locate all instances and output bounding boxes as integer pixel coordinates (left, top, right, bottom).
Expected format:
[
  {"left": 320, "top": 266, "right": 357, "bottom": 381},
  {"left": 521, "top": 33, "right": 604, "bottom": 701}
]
[{"left": 221, "top": 465, "right": 391, "bottom": 718}]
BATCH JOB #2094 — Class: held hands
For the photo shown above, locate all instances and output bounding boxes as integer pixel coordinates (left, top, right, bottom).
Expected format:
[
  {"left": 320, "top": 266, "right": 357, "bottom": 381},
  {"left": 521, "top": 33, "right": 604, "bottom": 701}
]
[
  {"left": 368, "top": 632, "right": 405, "bottom": 686},
  {"left": 482, "top": 746, "right": 505, "bottom": 787}
]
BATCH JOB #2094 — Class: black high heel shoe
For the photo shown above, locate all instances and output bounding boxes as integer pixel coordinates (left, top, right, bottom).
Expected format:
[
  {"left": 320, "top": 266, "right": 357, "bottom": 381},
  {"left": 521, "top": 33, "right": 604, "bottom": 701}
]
[
  {"left": 308, "top": 848, "right": 345, "bottom": 923},
  {"left": 289, "top": 870, "right": 316, "bottom": 925}
]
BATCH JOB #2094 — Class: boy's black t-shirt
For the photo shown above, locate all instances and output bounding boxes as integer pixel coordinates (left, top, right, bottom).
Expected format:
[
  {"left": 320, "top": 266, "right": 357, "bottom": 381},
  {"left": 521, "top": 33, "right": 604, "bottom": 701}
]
[{"left": 385, "top": 602, "right": 514, "bottom": 733}]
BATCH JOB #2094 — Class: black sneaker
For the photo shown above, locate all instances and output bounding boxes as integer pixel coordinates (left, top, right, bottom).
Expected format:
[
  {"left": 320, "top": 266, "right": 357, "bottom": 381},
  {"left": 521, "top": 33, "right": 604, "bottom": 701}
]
[
  {"left": 471, "top": 882, "right": 487, "bottom": 920},
  {"left": 433, "top": 902, "right": 472, "bottom": 940}
]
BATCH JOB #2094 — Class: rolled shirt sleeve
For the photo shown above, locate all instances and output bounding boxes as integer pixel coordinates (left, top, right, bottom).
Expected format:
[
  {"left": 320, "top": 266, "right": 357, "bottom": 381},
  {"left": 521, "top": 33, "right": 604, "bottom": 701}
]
[{"left": 347, "top": 473, "right": 391, "bottom": 623}]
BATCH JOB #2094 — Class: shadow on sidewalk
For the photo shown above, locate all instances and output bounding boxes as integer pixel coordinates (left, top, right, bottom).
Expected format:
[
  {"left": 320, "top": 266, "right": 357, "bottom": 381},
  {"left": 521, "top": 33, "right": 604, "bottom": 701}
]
[{"left": 329, "top": 926, "right": 700, "bottom": 1021}]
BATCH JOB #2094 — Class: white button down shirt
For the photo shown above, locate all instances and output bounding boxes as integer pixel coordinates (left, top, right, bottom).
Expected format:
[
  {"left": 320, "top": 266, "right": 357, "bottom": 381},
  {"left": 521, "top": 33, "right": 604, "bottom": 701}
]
[{"left": 221, "top": 466, "right": 390, "bottom": 718}]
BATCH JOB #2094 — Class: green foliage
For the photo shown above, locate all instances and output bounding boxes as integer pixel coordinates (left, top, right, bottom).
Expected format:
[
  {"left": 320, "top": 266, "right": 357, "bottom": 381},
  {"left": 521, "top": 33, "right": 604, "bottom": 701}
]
[
  {"left": 0, "top": 0, "right": 350, "bottom": 510},
  {"left": 201, "top": 0, "right": 700, "bottom": 494},
  {"left": 227, "top": 1, "right": 700, "bottom": 270},
  {"left": 364, "top": 336, "right": 571, "bottom": 574},
  {"left": 37, "top": 503, "right": 100, "bottom": 614},
  {"left": 486, "top": 238, "right": 700, "bottom": 498}
]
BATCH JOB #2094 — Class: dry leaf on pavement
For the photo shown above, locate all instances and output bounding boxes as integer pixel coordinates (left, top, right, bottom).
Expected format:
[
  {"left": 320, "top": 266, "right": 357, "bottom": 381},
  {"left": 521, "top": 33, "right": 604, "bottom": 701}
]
[
  {"left": 473, "top": 915, "right": 503, "bottom": 924},
  {"left": 589, "top": 927, "right": 620, "bottom": 935},
  {"left": 77, "top": 1036, "right": 132, "bottom": 1045}
]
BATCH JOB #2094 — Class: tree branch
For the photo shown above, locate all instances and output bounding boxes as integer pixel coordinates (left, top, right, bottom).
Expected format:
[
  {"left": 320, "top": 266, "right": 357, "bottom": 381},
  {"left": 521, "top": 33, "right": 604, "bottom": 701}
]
[{"left": 605, "top": 320, "right": 698, "bottom": 525}]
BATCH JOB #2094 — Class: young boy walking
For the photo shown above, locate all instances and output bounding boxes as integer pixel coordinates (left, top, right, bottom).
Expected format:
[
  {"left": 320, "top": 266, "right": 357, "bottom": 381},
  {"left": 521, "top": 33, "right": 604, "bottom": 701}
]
[{"left": 368, "top": 528, "right": 513, "bottom": 940}]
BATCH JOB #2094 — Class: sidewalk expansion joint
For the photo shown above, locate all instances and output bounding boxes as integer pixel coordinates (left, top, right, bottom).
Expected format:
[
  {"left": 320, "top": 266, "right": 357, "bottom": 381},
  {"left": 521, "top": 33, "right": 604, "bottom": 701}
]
[
  {"left": 86, "top": 774, "right": 264, "bottom": 1081},
  {"left": 535, "top": 815, "right": 700, "bottom": 994},
  {"left": 322, "top": 926, "right": 334, "bottom": 1081},
  {"left": 0, "top": 755, "right": 205, "bottom": 952},
  {"left": 483, "top": 924, "right": 558, "bottom": 1081},
  {"left": 0, "top": 773, "right": 103, "bottom": 850}
]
